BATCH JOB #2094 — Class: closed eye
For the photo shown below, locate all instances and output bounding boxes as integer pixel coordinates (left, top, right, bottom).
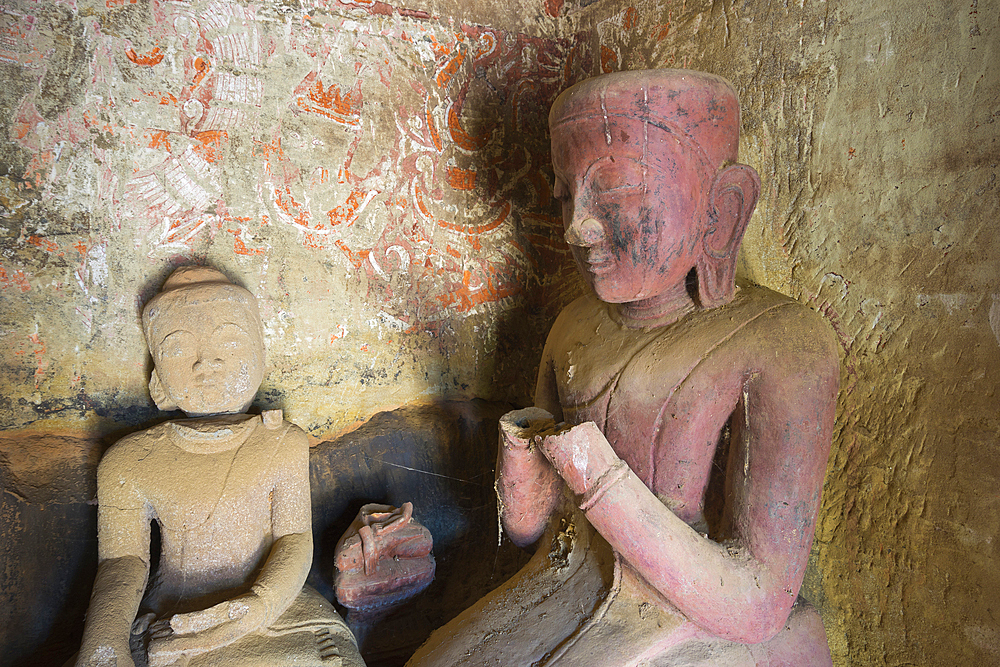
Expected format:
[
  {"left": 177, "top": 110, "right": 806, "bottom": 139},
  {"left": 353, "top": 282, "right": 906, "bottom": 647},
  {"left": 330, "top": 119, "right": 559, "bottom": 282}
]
[
  {"left": 157, "top": 330, "right": 196, "bottom": 360},
  {"left": 589, "top": 160, "right": 645, "bottom": 195},
  {"left": 212, "top": 323, "right": 253, "bottom": 352}
]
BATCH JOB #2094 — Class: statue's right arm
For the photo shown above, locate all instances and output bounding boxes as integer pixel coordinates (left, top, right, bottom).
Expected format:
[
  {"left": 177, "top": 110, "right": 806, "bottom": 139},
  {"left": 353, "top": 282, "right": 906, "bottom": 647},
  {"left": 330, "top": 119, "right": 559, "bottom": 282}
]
[
  {"left": 496, "top": 341, "right": 565, "bottom": 547},
  {"left": 76, "top": 556, "right": 148, "bottom": 667},
  {"left": 77, "top": 441, "right": 151, "bottom": 667}
]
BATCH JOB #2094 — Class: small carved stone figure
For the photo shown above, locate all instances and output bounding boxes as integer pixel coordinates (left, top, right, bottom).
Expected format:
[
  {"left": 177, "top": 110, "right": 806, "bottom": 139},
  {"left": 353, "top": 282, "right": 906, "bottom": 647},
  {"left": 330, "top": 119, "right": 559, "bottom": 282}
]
[
  {"left": 407, "top": 70, "right": 839, "bottom": 666},
  {"left": 75, "top": 266, "right": 364, "bottom": 667},
  {"left": 334, "top": 502, "right": 435, "bottom": 613}
]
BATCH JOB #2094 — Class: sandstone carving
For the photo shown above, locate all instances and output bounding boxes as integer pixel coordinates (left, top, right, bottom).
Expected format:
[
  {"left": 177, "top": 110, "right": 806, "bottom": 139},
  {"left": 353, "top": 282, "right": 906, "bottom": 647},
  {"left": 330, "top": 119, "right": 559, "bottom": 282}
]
[
  {"left": 334, "top": 502, "right": 435, "bottom": 613},
  {"left": 75, "top": 266, "right": 365, "bottom": 667},
  {"left": 407, "top": 69, "right": 840, "bottom": 666}
]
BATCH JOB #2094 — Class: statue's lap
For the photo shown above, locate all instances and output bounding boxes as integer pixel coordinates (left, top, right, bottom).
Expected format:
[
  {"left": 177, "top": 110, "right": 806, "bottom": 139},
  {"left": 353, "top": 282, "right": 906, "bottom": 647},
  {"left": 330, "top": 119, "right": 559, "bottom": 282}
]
[{"left": 135, "top": 587, "right": 362, "bottom": 667}]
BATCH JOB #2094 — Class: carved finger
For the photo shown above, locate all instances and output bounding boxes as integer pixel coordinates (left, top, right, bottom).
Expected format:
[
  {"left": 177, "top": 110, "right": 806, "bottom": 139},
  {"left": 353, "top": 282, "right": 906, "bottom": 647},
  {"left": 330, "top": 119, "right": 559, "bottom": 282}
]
[
  {"left": 540, "top": 422, "right": 618, "bottom": 495},
  {"left": 169, "top": 600, "right": 229, "bottom": 634},
  {"left": 148, "top": 618, "right": 174, "bottom": 640},
  {"left": 499, "top": 407, "right": 557, "bottom": 449}
]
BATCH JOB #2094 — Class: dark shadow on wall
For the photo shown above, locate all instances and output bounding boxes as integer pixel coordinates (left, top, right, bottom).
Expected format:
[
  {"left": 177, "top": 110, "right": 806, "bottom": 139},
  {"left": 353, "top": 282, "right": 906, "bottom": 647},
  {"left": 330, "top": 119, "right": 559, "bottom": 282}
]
[
  {"left": 309, "top": 399, "right": 532, "bottom": 666},
  {"left": 0, "top": 433, "right": 104, "bottom": 667}
]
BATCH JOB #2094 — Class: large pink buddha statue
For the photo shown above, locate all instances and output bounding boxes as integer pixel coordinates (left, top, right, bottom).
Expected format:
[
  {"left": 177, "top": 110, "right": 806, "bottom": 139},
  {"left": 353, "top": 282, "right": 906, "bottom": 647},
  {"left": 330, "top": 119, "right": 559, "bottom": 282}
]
[
  {"left": 75, "top": 267, "right": 364, "bottom": 667},
  {"left": 407, "top": 70, "right": 839, "bottom": 666}
]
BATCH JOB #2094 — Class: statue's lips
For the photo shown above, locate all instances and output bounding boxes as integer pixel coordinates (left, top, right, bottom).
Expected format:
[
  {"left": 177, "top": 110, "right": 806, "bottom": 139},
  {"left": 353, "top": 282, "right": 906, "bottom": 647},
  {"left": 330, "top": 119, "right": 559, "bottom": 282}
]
[
  {"left": 190, "top": 376, "right": 224, "bottom": 393},
  {"left": 584, "top": 254, "right": 615, "bottom": 275}
]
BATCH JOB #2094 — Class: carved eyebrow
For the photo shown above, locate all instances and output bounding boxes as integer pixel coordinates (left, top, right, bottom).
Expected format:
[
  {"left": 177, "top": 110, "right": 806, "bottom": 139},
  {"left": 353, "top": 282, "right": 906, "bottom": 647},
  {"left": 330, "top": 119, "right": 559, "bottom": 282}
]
[
  {"left": 157, "top": 329, "right": 193, "bottom": 345},
  {"left": 583, "top": 155, "right": 643, "bottom": 179},
  {"left": 585, "top": 157, "right": 646, "bottom": 191},
  {"left": 213, "top": 322, "right": 252, "bottom": 335}
]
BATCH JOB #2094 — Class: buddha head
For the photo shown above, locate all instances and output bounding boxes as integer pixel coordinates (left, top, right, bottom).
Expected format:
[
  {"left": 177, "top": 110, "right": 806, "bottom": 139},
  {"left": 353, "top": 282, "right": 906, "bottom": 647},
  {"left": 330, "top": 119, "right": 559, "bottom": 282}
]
[
  {"left": 549, "top": 69, "right": 760, "bottom": 314},
  {"left": 142, "top": 266, "right": 265, "bottom": 416}
]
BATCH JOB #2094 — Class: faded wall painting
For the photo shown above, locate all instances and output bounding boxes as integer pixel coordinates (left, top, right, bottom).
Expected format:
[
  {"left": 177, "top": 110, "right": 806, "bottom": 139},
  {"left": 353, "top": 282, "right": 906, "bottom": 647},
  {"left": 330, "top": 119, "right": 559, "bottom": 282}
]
[{"left": 1, "top": 0, "right": 588, "bottom": 437}]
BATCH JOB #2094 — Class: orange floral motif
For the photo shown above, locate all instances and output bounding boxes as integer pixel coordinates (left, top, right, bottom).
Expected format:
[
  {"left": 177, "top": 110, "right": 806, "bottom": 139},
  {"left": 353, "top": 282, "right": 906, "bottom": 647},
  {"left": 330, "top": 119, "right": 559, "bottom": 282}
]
[
  {"left": 426, "top": 102, "right": 443, "bottom": 152},
  {"left": 26, "top": 235, "right": 58, "bottom": 253},
  {"left": 623, "top": 7, "right": 639, "bottom": 30},
  {"left": 435, "top": 51, "right": 465, "bottom": 88},
  {"left": 191, "top": 57, "right": 210, "bottom": 88},
  {"left": 446, "top": 167, "right": 476, "bottom": 191},
  {"left": 229, "top": 229, "right": 265, "bottom": 256},
  {"left": 653, "top": 14, "right": 672, "bottom": 41},
  {"left": 125, "top": 46, "right": 164, "bottom": 66},
  {"left": 601, "top": 45, "right": 618, "bottom": 74},
  {"left": 193, "top": 131, "right": 228, "bottom": 164},
  {"left": 435, "top": 263, "right": 520, "bottom": 313},
  {"left": 274, "top": 187, "right": 311, "bottom": 228},
  {"left": 415, "top": 184, "right": 509, "bottom": 236},
  {"left": 328, "top": 189, "right": 373, "bottom": 227},
  {"left": 297, "top": 76, "right": 363, "bottom": 127},
  {"left": 447, "top": 106, "right": 489, "bottom": 151},
  {"left": 335, "top": 240, "right": 371, "bottom": 269},
  {"left": 0, "top": 265, "right": 31, "bottom": 292},
  {"left": 147, "top": 130, "right": 172, "bottom": 151}
]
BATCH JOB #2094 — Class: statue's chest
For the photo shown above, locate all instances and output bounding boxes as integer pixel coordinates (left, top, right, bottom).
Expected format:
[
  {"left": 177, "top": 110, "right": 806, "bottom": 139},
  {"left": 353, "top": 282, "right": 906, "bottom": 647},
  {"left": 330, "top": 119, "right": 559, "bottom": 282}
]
[
  {"left": 555, "top": 329, "right": 696, "bottom": 484},
  {"left": 140, "top": 436, "right": 276, "bottom": 533},
  {"left": 551, "top": 308, "right": 741, "bottom": 500}
]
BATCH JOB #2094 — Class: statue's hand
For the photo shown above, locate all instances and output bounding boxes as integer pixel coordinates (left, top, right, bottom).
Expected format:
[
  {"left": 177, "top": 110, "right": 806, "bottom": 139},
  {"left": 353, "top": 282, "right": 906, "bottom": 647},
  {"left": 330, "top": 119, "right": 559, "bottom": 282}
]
[
  {"left": 499, "top": 407, "right": 556, "bottom": 451},
  {"left": 538, "top": 421, "right": 621, "bottom": 497},
  {"left": 147, "top": 593, "right": 268, "bottom": 666}
]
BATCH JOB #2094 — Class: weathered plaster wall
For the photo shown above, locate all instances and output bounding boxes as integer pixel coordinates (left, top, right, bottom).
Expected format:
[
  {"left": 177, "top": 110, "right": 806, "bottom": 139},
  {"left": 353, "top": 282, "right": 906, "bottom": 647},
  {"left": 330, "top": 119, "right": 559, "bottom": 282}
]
[
  {"left": 1, "top": 0, "right": 587, "bottom": 439},
  {"left": 566, "top": 0, "right": 1000, "bottom": 665},
  {"left": 2, "top": 0, "right": 998, "bottom": 666}
]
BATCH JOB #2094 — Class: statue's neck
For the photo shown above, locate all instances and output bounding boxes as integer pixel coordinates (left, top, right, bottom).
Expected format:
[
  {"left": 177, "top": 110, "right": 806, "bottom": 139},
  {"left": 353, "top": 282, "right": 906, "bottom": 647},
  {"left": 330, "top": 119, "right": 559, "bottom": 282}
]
[
  {"left": 613, "top": 284, "right": 697, "bottom": 329},
  {"left": 169, "top": 413, "right": 258, "bottom": 454}
]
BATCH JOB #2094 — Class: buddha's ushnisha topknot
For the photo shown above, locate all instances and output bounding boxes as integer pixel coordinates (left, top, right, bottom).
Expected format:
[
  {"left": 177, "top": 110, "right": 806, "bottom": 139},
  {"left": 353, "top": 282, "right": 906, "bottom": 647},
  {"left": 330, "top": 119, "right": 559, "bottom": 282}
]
[
  {"left": 142, "top": 266, "right": 262, "bottom": 346},
  {"left": 550, "top": 69, "right": 742, "bottom": 173}
]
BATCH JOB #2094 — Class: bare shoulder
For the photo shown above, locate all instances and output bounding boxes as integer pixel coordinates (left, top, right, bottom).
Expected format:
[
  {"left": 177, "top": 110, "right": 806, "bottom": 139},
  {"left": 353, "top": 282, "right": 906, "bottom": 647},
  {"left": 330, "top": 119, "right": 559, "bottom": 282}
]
[
  {"left": 96, "top": 424, "right": 172, "bottom": 505},
  {"left": 97, "top": 423, "right": 170, "bottom": 481},
  {"left": 544, "top": 293, "right": 609, "bottom": 356},
  {"left": 549, "top": 294, "right": 604, "bottom": 334},
  {"left": 728, "top": 286, "right": 840, "bottom": 384},
  {"left": 272, "top": 420, "right": 309, "bottom": 467},
  {"left": 278, "top": 421, "right": 309, "bottom": 449}
]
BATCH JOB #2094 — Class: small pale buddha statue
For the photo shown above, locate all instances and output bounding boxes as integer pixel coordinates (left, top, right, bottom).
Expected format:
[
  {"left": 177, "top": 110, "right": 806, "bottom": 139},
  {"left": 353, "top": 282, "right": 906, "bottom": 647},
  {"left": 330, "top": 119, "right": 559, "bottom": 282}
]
[
  {"left": 407, "top": 70, "right": 839, "bottom": 666},
  {"left": 75, "top": 266, "right": 365, "bottom": 667}
]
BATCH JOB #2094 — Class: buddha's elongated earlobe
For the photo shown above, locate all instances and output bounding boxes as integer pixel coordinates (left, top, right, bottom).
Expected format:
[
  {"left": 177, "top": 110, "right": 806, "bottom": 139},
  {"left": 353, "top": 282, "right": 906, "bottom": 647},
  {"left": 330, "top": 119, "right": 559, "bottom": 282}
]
[
  {"left": 696, "top": 163, "right": 761, "bottom": 308},
  {"left": 149, "top": 369, "right": 179, "bottom": 412}
]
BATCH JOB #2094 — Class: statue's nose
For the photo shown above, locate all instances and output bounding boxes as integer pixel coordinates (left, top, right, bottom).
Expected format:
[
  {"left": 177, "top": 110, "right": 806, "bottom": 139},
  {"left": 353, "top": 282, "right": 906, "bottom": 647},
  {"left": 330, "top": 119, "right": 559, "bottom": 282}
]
[
  {"left": 564, "top": 217, "right": 605, "bottom": 247},
  {"left": 192, "top": 354, "right": 223, "bottom": 372}
]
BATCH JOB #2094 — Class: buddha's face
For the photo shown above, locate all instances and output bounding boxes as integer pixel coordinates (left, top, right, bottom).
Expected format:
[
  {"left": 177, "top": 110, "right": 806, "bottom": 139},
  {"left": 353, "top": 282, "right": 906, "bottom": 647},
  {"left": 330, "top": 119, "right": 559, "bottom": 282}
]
[
  {"left": 149, "top": 300, "right": 265, "bottom": 416},
  {"left": 551, "top": 117, "right": 707, "bottom": 305}
]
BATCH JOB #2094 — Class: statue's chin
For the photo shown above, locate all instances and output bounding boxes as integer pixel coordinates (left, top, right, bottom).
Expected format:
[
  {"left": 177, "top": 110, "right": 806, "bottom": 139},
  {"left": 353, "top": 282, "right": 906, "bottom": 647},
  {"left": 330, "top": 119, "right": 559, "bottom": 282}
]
[{"left": 175, "top": 389, "right": 255, "bottom": 417}]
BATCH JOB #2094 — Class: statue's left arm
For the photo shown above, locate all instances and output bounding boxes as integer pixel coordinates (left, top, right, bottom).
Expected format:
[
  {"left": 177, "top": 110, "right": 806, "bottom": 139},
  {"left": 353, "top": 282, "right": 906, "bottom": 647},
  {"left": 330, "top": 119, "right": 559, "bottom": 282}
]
[
  {"left": 148, "top": 425, "right": 312, "bottom": 662},
  {"left": 539, "top": 314, "right": 840, "bottom": 644}
]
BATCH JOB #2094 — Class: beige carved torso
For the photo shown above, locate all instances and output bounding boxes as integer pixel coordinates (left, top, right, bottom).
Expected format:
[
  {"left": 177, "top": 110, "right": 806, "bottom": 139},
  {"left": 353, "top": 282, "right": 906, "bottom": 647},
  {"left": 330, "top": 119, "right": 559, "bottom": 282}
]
[{"left": 97, "top": 415, "right": 309, "bottom": 615}]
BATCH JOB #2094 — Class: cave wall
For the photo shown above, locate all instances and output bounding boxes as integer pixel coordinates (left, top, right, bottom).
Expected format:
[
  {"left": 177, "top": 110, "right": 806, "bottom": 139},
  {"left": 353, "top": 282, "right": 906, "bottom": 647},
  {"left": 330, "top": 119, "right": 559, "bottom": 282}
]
[{"left": 2, "top": 0, "right": 998, "bottom": 666}]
